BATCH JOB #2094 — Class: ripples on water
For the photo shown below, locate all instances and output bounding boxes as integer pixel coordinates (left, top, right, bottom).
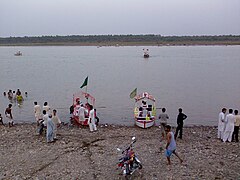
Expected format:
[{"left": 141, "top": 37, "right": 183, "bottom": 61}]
[{"left": 0, "top": 46, "right": 240, "bottom": 126}]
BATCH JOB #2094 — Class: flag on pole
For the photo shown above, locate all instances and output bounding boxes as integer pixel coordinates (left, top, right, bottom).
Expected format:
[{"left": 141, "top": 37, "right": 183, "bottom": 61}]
[
  {"left": 80, "top": 76, "right": 88, "bottom": 88},
  {"left": 130, "top": 88, "right": 137, "bottom": 99}
]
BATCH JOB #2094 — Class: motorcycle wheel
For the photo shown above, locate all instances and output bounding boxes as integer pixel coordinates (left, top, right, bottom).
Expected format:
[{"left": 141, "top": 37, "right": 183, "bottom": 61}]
[{"left": 138, "top": 163, "right": 143, "bottom": 169}]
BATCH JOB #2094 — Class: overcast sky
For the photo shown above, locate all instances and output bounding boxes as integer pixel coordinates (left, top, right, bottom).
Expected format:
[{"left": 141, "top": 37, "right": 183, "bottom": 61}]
[{"left": 0, "top": 0, "right": 239, "bottom": 37}]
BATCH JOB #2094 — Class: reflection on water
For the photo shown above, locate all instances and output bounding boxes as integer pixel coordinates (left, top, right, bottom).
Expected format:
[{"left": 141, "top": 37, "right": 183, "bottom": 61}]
[{"left": 0, "top": 46, "right": 240, "bottom": 126}]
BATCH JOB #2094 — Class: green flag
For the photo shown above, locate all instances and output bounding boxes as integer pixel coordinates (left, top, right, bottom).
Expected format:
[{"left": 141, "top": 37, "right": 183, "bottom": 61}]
[
  {"left": 80, "top": 76, "right": 88, "bottom": 88},
  {"left": 130, "top": 88, "right": 137, "bottom": 99}
]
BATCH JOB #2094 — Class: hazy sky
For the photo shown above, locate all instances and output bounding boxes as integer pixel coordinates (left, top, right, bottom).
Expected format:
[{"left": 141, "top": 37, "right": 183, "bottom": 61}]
[{"left": 0, "top": 0, "right": 239, "bottom": 37}]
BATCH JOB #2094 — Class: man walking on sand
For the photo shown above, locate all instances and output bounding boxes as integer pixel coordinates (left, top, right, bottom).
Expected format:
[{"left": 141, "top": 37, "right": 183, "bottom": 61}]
[
  {"left": 223, "top": 109, "right": 235, "bottom": 142},
  {"left": 218, "top": 108, "right": 227, "bottom": 140},
  {"left": 175, "top": 108, "right": 187, "bottom": 139},
  {"left": 165, "top": 125, "right": 183, "bottom": 165}
]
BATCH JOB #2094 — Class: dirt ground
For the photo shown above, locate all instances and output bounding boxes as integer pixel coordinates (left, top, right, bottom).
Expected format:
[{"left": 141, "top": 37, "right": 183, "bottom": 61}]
[{"left": 0, "top": 124, "right": 239, "bottom": 180}]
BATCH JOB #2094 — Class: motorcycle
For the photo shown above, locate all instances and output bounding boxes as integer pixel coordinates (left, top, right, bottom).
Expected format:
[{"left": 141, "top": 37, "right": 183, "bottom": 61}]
[{"left": 117, "top": 137, "right": 142, "bottom": 176}]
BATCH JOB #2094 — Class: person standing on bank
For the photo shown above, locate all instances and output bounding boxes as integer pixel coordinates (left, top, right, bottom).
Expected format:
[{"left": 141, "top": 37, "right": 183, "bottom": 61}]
[
  {"left": 46, "top": 114, "right": 54, "bottom": 143},
  {"left": 5, "top": 104, "right": 13, "bottom": 127},
  {"left": 223, "top": 109, "right": 235, "bottom": 142},
  {"left": 43, "top": 102, "right": 51, "bottom": 115},
  {"left": 175, "top": 108, "right": 187, "bottom": 139},
  {"left": 34, "top": 102, "right": 41, "bottom": 124},
  {"left": 218, "top": 108, "right": 227, "bottom": 140},
  {"left": 52, "top": 109, "right": 61, "bottom": 140},
  {"left": 88, "top": 105, "right": 97, "bottom": 132},
  {"left": 158, "top": 108, "right": 169, "bottom": 139},
  {"left": 232, "top": 109, "right": 240, "bottom": 142}
]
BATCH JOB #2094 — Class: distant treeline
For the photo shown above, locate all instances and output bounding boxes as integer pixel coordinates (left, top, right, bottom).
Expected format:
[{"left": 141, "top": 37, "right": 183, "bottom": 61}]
[{"left": 0, "top": 35, "right": 240, "bottom": 46}]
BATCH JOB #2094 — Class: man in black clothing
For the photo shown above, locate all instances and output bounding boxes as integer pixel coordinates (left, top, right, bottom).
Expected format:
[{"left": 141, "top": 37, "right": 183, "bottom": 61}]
[{"left": 175, "top": 108, "right": 187, "bottom": 139}]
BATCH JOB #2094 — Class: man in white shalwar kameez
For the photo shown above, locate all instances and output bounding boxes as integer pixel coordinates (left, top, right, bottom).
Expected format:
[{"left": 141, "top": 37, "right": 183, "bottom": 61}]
[
  {"left": 52, "top": 109, "right": 61, "bottom": 139},
  {"left": 88, "top": 105, "right": 97, "bottom": 132},
  {"left": 223, "top": 109, "right": 236, "bottom": 142},
  {"left": 218, "top": 108, "right": 226, "bottom": 139},
  {"left": 34, "top": 102, "right": 41, "bottom": 123}
]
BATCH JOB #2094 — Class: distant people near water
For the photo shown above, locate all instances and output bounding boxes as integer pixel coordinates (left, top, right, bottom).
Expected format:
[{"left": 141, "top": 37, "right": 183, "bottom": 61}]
[
  {"left": 34, "top": 102, "right": 42, "bottom": 125},
  {"left": 158, "top": 108, "right": 169, "bottom": 139},
  {"left": 218, "top": 108, "right": 227, "bottom": 140},
  {"left": 7, "top": 90, "right": 13, "bottom": 99},
  {"left": 12, "top": 91, "right": 16, "bottom": 101},
  {"left": 46, "top": 114, "right": 54, "bottom": 143},
  {"left": 43, "top": 102, "right": 51, "bottom": 115},
  {"left": 16, "top": 89, "right": 21, "bottom": 96},
  {"left": 16, "top": 94, "right": 24, "bottom": 103},
  {"left": 232, "top": 109, "right": 240, "bottom": 142},
  {"left": 223, "top": 109, "right": 235, "bottom": 143},
  {"left": 0, "top": 114, "right": 3, "bottom": 125},
  {"left": 5, "top": 104, "right": 13, "bottom": 127},
  {"left": 165, "top": 125, "right": 183, "bottom": 165},
  {"left": 175, "top": 108, "right": 187, "bottom": 140},
  {"left": 3, "top": 92, "right": 6, "bottom": 96},
  {"left": 25, "top": 92, "right": 28, "bottom": 97},
  {"left": 88, "top": 104, "right": 97, "bottom": 132},
  {"left": 52, "top": 109, "right": 61, "bottom": 139}
]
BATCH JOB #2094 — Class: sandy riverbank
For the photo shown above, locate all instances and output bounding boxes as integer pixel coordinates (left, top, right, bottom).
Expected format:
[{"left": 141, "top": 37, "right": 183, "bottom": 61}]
[{"left": 0, "top": 124, "right": 239, "bottom": 179}]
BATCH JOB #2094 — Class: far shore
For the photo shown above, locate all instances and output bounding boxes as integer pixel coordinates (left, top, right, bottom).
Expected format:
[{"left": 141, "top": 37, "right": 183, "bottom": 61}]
[
  {"left": 0, "top": 123, "right": 239, "bottom": 179},
  {"left": 1, "top": 41, "right": 240, "bottom": 47}
]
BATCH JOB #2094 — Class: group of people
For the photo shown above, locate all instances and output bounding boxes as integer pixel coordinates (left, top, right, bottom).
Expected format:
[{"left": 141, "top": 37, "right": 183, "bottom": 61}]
[
  {"left": 158, "top": 108, "right": 187, "bottom": 140},
  {"left": 34, "top": 101, "right": 61, "bottom": 143},
  {"left": 72, "top": 101, "right": 98, "bottom": 132},
  {"left": 3, "top": 89, "right": 27, "bottom": 103},
  {"left": 158, "top": 107, "right": 187, "bottom": 165},
  {"left": 218, "top": 108, "right": 240, "bottom": 142},
  {"left": 137, "top": 100, "right": 153, "bottom": 119},
  {"left": 1, "top": 89, "right": 27, "bottom": 127}
]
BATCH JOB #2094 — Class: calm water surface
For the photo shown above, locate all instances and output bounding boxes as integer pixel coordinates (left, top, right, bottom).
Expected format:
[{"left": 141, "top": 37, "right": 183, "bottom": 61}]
[{"left": 0, "top": 46, "right": 240, "bottom": 126}]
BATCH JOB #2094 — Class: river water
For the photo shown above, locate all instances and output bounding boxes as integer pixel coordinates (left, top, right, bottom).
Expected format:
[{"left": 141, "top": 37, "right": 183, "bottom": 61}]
[{"left": 0, "top": 45, "right": 240, "bottom": 126}]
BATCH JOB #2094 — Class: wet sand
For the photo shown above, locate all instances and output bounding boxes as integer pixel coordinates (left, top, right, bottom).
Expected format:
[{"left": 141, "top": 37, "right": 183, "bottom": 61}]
[{"left": 0, "top": 124, "right": 239, "bottom": 179}]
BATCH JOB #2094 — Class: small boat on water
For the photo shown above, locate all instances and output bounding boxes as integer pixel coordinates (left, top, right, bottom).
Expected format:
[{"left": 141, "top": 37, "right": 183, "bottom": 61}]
[
  {"left": 143, "top": 48, "right": 149, "bottom": 58},
  {"left": 71, "top": 91, "right": 96, "bottom": 126},
  {"left": 14, "top": 51, "right": 22, "bottom": 56},
  {"left": 133, "top": 92, "right": 156, "bottom": 128}
]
